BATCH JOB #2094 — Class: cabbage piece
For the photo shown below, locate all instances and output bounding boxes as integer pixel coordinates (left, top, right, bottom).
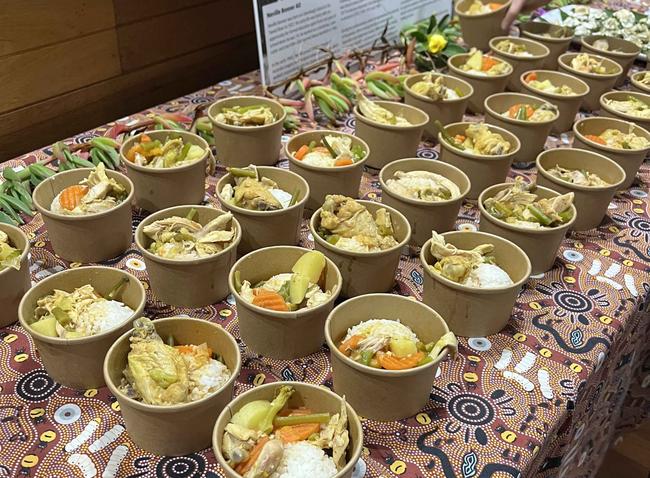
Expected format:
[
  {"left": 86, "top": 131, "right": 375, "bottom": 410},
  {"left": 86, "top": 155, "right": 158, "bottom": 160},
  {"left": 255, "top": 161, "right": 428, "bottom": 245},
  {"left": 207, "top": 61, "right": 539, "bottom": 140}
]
[
  {"left": 231, "top": 385, "right": 294, "bottom": 433},
  {"left": 184, "top": 144, "right": 205, "bottom": 163},
  {"left": 0, "top": 241, "right": 21, "bottom": 271}
]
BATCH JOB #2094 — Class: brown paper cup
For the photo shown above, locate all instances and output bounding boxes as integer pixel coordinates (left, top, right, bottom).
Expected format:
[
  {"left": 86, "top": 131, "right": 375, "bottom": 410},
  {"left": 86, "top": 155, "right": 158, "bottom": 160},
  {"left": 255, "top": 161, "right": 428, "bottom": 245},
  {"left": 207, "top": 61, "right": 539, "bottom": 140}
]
[
  {"left": 216, "top": 167, "right": 309, "bottom": 254},
  {"left": 18, "top": 266, "right": 145, "bottom": 389},
  {"left": 558, "top": 53, "right": 622, "bottom": 112},
  {"left": 518, "top": 22, "right": 573, "bottom": 69},
  {"left": 489, "top": 36, "right": 550, "bottom": 91},
  {"left": 403, "top": 73, "right": 474, "bottom": 139},
  {"left": 631, "top": 71, "right": 650, "bottom": 95},
  {"left": 228, "top": 246, "right": 342, "bottom": 359},
  {"left": 573, "top": 116, "right": 650, "bottom": 189},
  {"left": 285, "top": 131, "right": 369, "bottom": 212},
  {"left": 213, "top": 381, "right": 363, "bottom": 478},
  {"left": 448, "top": 53, "right": 513, "bottom": 114},
  {"left": 104, "top": 317, "right": 241, "bottom": 456},
  {"left": 135, "top": 205, "right": 241, "bottom": 307},
  {"left": 353, "top": 102, "right": 428, "bottom": 169},
  {"left": 121, "top": 129, "right": 209, "bottom": 212},
  {"left": 455, "top": 0, "right": 511, "bottom": 51},
  {"left": 599, "top": 90, "right": 650, "bottom": 132},
  {"left": 437, "top": 122, "right": 521, "bottom": 200},
  {"left": 536, "top": 148, "right": 625, "bottom": 231},
  {"left": 580, "top": 35, "right": 640, "bottom": 87},
  {"left": 32, "top": 168, "right": 133, "bottom": 263},
  {"left": 484, "top": 92, "right": 558, "bottom": 164},
  {"left": 0, "top": 224, "right": 31, "bottom": 327},
  {"left": 309, "top": 200, "right": 411, "bottom": 297},
  {"left": 379, "top": 158, "right": 471, "bottom": 246},
  {"left": 208, "top": 96, "right": 286, "bottom": 168},
  {"left": 420, "top": 230, "right": 531, "bottom": 336},
  {"left": 325, "top": 293, "right": 455, "bottom": 421},
  {"left": 519, "top": 70, "right": 589, "bottom": 134},
  {"left": 478, "top": 183, "right": 577, "bottom": 274}
]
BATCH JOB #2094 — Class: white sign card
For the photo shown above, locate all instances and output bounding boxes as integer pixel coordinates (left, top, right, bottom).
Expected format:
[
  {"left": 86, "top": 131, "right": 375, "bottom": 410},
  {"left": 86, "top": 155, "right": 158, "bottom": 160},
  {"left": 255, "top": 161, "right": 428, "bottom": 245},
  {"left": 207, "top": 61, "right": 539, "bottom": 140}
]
[{"left": 253, "top": 0, "right": 451, "bottom": 85}]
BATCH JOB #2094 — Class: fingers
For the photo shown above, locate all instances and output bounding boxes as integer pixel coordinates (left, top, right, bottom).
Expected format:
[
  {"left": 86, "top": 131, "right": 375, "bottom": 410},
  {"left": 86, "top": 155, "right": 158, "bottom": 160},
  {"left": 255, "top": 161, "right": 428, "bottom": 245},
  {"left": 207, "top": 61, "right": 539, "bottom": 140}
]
[{"left": 501, "top": 0, "right": 527, "bottom": 31}]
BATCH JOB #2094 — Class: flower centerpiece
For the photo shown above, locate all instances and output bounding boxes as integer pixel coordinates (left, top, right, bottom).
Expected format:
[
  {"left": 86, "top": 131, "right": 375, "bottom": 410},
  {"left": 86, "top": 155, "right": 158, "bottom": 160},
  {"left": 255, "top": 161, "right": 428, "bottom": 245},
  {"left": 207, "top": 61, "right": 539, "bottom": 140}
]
[{"left": 401, "top": 14, "right": 467, "bottom": 70}]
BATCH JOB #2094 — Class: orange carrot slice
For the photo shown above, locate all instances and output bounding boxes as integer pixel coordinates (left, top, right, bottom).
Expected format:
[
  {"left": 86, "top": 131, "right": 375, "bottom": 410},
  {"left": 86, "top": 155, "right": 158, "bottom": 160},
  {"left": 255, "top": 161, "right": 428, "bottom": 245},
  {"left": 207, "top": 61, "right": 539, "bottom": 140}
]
[
  {"left": 126, "top": 144, "right": 143, "bottom": 162},
  {"left": 140, "top": 134, "right": 152, "bottom": 143},
  {"left": 508, "top": 104, "right": 534, "bottom": 119},
  {"left": 276, "top": 422, "right": 322, "bottom": 443},
  {"left": 585, "top": 134, "right": 606, "bottom": 145},
  {"left": 334, "top": 156, "right": 354, "bottom": 167},
  {"left": 252, "top": 289, "right": 289, "bottom": 311},
  {"left": 175, "top": 345, "right": 213, "bottom": 356},
  {"left": 524, "top": 72, "right": 537, "bottom": 83},
  {"left": 235, "top": 436, "right": 269, "bottom": 474},
  {"left": 59, "top": 185, "right": 89, "bottom": 210},
  {"left": 294, "top": 145, "right": 310, "bottom": 160},
  {"left": 454, "top": 134, "right": 466, "bottom": 143},
  {"left": 489, "top": 2, "right": 502, "bottom": 10},
  {"left": 338, "top": 335, "right": 363, "bottom": 355},
  {"left": 481, "top": 56, "right": 499, "bottom": 71},
  {"left": 377, "top": 351, "right": 425, "bottom": 370}
]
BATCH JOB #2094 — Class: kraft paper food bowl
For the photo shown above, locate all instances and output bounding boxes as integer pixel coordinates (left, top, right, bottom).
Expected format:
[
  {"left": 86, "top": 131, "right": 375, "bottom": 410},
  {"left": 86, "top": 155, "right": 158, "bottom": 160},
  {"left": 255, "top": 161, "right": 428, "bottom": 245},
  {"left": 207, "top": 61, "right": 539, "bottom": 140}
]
[
  {"left": 573, "top": 116, "right": 650, "bottom": 189},
  {"left": 536, "top": 148, "right": 625, "bottom": 231},
  {"left": 437, "top": 122, "right": 521, "bottom": 200},
  {"left": 403, "top": 73, "right": 473, "bottom": 138},
  {"left": 631, "top": 71, "right": 650, "bottom": 95},
  {"left": 309, "top": 200, "right": 411, "bottom": 297},
  {"left": 580, "top": 35, "right": 640, "bottom": 86},
  {"left": 121, "top": 129, "right": 209, "bottom": 212},
  {"left": 0, "top": 223, "right": 30, "bottom": 327},
  {"left": 484, "top": 92, "right": 558, "bottom": 164},
  {"left": 379, "top": 158, "right": 471, "bottom": 247},
  {"left": 519, "top": 70, "right": 589, "bottom": 134},
  {"left": 489, "top": 36, "right": 550, "bottom": 91},
  {"left": 353, "top": 101, "right": 428, "bottom": 170},
  {"left": 216, "top": 166, "right": 309, "bottom": 254},
  {"left": 518, "top": 21, "right": 573, "bottom": 69},
  {"left": 135, "top": 205, "right": 241, "bottom": 307},
  {"left": 285, "top": 130, "right": 369, "bottom": 212},
  {"left": 478, "top": 183, "right": 577, "bottom": 274},
  {"left": 18, "top": 266, "right": 145, "bottom": 389},
  {"left": 32, "top": 168, "right": 133, "bottom": 263},
  {"left": 104, "top": 317, "right": 241, "bottom": 456},
  {"left": 455, "top": 0, "right": 511, "bottom": 51},
  {"left": 228, "top": 246, "right": 342, "bottom": 359},
  {"left": 208, "top": 96, "right": 286, "bottom": 168},
  {"left": 447, "top": 53, "right": 513, "bottom": 114},
  {"left": 213, "top": 381, "right": 363, "bottom": 478},
  {"left": 558, "top": 52, "right": 622, "bottom": 111},
  {"left": 599, "top": 90, "right": 650, "bottom": 132},
  {"left": 420, "top": 230, "right": 531, "bottom": 336},
  {"left": 325, "top": 293, "right": 456, "bottom": 421}
]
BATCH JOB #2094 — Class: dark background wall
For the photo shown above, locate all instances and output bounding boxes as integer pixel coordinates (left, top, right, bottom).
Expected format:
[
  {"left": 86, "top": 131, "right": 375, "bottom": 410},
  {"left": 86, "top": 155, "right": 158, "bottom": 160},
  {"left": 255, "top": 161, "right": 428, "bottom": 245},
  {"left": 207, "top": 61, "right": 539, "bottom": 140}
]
[{"left": 0, "top": 0, "right": 259, "bottom": 161}]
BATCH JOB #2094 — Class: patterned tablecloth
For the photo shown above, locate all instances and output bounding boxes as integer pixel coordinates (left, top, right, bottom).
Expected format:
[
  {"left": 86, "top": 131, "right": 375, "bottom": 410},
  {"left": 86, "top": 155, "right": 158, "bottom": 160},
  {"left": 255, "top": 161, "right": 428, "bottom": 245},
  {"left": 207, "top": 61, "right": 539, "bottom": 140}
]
[{"left": 2, "top": 35, "right": 650, "bottom": 478}]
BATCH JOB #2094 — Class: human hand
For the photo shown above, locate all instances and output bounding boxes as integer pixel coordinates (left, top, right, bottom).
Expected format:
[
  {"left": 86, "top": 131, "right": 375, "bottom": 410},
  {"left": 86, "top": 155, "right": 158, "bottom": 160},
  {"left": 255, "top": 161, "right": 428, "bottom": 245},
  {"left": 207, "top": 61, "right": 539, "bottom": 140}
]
[{"left": 501, "top": 0, "right": 550, "bottom": 32}]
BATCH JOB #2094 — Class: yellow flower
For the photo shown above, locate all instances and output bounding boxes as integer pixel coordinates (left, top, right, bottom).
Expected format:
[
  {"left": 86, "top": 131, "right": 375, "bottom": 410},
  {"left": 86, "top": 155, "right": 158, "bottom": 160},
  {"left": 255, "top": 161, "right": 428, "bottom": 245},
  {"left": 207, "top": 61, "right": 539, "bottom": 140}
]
[{"left": 427, "top": 33, "right": 448, "bottom": 54}]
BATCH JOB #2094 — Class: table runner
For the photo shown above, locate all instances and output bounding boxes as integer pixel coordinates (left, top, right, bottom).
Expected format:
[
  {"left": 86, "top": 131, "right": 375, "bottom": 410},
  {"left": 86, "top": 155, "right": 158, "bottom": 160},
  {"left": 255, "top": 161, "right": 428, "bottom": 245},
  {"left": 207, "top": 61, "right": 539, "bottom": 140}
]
[{"left": 1, "top": 53, "right": 649, "bottom": 478}]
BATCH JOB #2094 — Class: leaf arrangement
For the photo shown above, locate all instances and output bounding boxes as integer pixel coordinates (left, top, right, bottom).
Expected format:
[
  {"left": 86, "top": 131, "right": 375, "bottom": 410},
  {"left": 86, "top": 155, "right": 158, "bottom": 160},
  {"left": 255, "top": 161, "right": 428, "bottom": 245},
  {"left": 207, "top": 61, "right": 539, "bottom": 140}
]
[{"left": 401, "top": 14, "right": 467, "bottom": 71}]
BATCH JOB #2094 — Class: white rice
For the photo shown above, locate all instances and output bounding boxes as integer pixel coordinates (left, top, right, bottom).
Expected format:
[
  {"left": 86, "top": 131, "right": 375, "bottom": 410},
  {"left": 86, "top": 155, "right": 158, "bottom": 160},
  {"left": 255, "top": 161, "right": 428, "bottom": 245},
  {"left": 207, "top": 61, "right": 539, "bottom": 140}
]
[
  {"left": 464, "top": 263, "right": 513, "bottom": 288},
  {"left": 270, "top": 442, "right": 337, "bottom": 478},
  {"left": 77, "top": 300, "right": 133, "bottom": 336},
  {"left": 344, "top": 318, "right": 418, "bottom": 343},
  {"left": 187, "top": 359, "right": 230, "bottom": 402}
]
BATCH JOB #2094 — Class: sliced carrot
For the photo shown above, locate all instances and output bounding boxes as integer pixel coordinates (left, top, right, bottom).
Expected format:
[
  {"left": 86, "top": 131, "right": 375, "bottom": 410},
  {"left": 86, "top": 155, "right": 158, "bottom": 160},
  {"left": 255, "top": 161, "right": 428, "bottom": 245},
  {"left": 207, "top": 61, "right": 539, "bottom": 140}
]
[
  {"left": 508, "top": 104, "right": 534, "bottom": 119},
  {"left": 235, "top": 436, "right": 269, "bottom": 474},
  {"left": 524, "top": 72, "right": 537, "bottom": 83},
  {"left": 275, "top": 422, "right": 322, "bottom": 443},
  {"left": 334, "top": 156, "right": 354, "bottom": 167},
  {"left": 481, "top": 56, "right": 499, "bottom": 71},
  {"left": 59, "top": 185, "right": 89, "bottom": 210},
  {"left": 294, "top": 145, "right": 310, "bottom": 160},
  {"left": 175, "top": 344, "right": 213, "bottom": 356},
  {"left": 126, "top": 144, "right": 144, "bottom": 162},
  {"left": 585, "top": 134, "right": 606, "bottom": 145},
  {"left": 252, "top": 289, "right": 289, "bottom": 311},
  {"left": 338, "top": 334, "right": 363, "bottom": 355},
  {"left": 377, "top": 351, "right": 425, "bottom": 370},
  {"left": 140, "top": 134, "right": 152, "bottom": 143},
  {"left": 488, "top": 2, "right": 502, "bottom": 10},
  {"left": 454, "top": 134, "right": 467, "bottom": 143}
]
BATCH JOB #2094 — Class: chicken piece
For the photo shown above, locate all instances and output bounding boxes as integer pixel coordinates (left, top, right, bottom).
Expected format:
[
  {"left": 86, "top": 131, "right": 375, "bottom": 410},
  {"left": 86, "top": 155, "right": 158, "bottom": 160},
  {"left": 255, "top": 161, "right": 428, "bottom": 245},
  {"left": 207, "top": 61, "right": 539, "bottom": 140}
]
[
  {"left": 487, "top": 177, "right": 537, "bottom": 207},
  {"left": 222, "top": 423, "right": 262, "bottom": 465},
  {"left": 536, "top": 193, "right": 575, "bottom": 222},
  {"left": 143, "top": 217, "right": 202, "bottom": 242},
  {"left": 320, "top": 195, "right": 376, "bottom": 237},
  {"left": 81, "top": 163, "right": 126, "bottom": 204},
  {"left": 309, "top": 398, "right": 350, "bottom": 470},
  {"left": 123, "top": 317, "right": 189, "bottom": 405},
  {"left": 216, "top": 106, "right": 275, "bottom": 126},
  {"left": 233, "top": 177, "right": 282, "bottom": 210},
  {"left": 429, "top": 232, "right": 494, "bottom": 284},
  {"left": 410, "top": 75, "right": 457, "bottom": 101},
  {"left": 356, "top": 92, "right": 410, "bottom": 126},
  {"left": 244, "top": 439, "right": 283, "bottom": 478},
  {"left": 466, "top": 124, "right": 511, "bottom": 155}
]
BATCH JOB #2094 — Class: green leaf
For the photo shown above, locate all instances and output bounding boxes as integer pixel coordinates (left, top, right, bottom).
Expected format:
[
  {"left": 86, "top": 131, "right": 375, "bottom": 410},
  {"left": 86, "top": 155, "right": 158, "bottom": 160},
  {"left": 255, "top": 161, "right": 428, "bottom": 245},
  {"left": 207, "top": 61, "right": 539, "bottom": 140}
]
[
  {"left": 411, "top": 30, "right": 428, "bottom": 43},
  {"left": 427, "top": 15, "right": 438, "bottom": 34},
  {"left": 559, "top": 9, "right": 568, "bottom": 22},
  {"left": 438, "top": 14, "right": 450, "bottom": 31},
  {"left": 441, "top": 43, "right": 467, "bottom": 56}
]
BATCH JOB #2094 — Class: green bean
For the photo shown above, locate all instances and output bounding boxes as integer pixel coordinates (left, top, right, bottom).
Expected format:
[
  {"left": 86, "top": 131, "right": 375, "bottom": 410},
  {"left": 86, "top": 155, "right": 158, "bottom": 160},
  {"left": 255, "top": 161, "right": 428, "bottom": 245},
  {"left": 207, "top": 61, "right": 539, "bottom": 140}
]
[
  {"left": 527, "top": 204, "right": 552, "bottom": 226},
  {"left": 107, "top": 277, "right": 129, "bottom": 301},
  {"left": 273, "top": 413, "right": 330, "bottom": 427},
  {"left": 0, "top": 211, "right": 16, "bottom": 225},
  {"left": 434, "top": 120, "right": 465, "bottom": 150},
  {"left": 0, "top": 193, "right": 32, "bottom": 216},
  {"left": 289, "top": 188, "right": 300, "bottom": 207},
  {"left": 234, "top": 270, "right": 243, "bottom": 293},
  {"left": 356, "top": 350, "right": 374, "bottom": 366},
  {"left": 227, "top": 167, "right": 257, "bottom": 178},
  {"left": 185, "top": 208, "right": 197, "bottom": 221}
]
